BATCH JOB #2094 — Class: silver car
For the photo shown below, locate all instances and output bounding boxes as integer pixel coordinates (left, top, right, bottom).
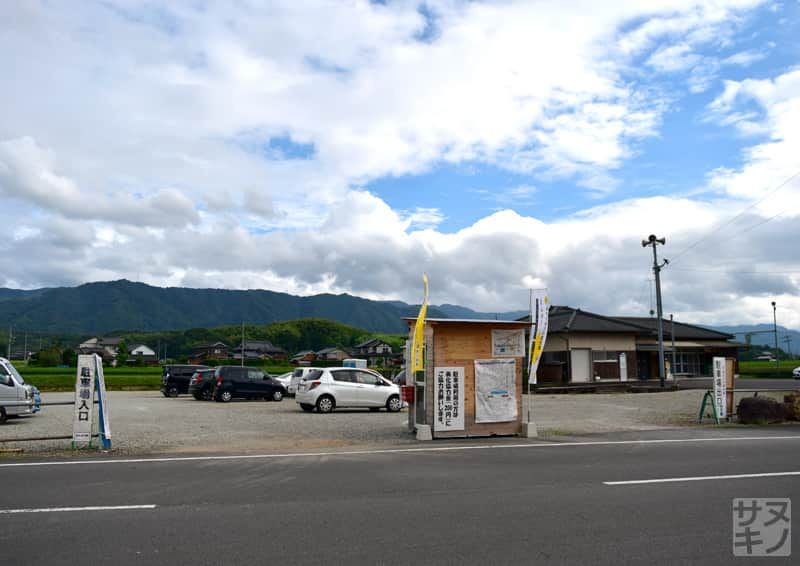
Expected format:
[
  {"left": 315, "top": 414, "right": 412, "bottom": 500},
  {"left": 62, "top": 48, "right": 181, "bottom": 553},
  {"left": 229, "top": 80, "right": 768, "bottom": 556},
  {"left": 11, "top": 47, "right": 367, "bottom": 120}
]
[{"left": 295, "top": 368, "right": 402, "bottom": 413}]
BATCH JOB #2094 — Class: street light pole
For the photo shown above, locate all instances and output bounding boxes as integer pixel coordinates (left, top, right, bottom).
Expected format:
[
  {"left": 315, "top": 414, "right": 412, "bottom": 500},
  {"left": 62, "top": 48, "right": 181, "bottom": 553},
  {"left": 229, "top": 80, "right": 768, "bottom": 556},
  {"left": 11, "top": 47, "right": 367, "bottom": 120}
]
[
  {"left": 772, "top": 301, "right": 779, "bottom": 371},
  {"left": 643, "top": 235, "right": 668, "bottom": 388}
]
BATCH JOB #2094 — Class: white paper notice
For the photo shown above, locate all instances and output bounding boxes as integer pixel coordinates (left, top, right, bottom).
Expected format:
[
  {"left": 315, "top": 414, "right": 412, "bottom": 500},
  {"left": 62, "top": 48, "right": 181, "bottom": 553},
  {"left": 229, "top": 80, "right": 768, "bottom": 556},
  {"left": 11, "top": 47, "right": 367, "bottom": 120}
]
[
  {"left": 474, "top": 358, "right": 517, "bottom": 423},
  {"left": 433, "top": 367, "right": 465, "bottom": 431}
]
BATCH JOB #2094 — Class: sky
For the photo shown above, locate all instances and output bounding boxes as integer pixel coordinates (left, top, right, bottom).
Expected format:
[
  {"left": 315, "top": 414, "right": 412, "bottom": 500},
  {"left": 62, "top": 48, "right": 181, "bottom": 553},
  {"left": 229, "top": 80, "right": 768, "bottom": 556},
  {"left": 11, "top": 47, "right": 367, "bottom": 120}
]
[{"left": 0, "top": 0, "right": 799, "bottom": 328}]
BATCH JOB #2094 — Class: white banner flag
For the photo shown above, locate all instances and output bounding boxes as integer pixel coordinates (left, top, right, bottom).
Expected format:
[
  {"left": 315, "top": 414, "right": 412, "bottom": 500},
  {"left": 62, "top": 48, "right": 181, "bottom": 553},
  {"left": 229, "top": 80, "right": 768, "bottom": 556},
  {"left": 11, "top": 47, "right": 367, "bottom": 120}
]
[{"left": 527, "top": 289, "right": 550, "bottom": 385}]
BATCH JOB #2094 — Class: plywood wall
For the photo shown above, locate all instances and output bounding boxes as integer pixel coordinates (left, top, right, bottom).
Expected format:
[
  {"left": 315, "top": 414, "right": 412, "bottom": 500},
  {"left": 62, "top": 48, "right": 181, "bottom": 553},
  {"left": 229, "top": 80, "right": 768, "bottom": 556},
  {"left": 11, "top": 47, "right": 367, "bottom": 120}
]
[{"left": 426, "top": 322, "right": 525, "bottom": 438}]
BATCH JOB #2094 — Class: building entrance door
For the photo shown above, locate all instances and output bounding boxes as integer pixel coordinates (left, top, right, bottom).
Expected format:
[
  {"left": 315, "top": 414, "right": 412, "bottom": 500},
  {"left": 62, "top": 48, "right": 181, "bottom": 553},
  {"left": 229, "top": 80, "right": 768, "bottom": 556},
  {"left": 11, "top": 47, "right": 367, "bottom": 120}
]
[{"left": 570, "top": 349, "right": 591, "bottom": 383}]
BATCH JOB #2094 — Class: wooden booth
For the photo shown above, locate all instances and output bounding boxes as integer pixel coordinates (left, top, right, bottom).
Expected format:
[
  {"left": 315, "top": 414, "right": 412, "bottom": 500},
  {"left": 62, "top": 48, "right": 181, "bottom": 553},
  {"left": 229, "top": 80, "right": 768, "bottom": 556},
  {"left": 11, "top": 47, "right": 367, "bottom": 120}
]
[{"left": 404, "top": 318, "right": 528, "bottom": 439}]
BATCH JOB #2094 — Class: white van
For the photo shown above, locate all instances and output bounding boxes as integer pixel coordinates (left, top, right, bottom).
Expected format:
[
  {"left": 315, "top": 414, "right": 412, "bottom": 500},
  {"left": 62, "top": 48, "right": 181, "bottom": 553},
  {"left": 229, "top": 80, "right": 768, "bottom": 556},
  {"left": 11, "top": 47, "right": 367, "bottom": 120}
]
[
  {"left": 0, "top": 357, "right": 35, "bottom": 423},
  {"left": 288, "top": 367, "right": 322, "bottom": 396}
]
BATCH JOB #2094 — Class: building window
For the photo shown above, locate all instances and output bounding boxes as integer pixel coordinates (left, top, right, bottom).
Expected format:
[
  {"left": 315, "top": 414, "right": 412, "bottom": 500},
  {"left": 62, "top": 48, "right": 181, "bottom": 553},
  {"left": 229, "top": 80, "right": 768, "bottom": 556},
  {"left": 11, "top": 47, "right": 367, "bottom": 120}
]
[{"left": 592, "top": 350, "right": 618, "bottom": 362}]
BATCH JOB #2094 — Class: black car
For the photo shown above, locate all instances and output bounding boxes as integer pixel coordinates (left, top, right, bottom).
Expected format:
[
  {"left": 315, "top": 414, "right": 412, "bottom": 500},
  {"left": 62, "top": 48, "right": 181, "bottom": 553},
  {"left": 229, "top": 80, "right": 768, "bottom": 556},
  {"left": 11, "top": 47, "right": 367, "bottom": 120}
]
[
  {"left": 188, "top": 368, "right": 218, "bottom": 400},
  {"left": 213, "top": 366, "right": 287, "bottom": 402},
  {"left": 161, "top": 364, "right": 209, "bottom": 397}
]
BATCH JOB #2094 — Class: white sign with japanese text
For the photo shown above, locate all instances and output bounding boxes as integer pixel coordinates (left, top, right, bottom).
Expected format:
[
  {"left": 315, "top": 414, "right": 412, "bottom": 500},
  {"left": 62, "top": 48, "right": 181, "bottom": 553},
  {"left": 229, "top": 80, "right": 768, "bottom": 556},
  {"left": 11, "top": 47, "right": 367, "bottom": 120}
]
[
  {"left": 492, "top": 329, "right": 525, "bottom": 357},
  {"left": 73, "top": 355, "right": 97, "bottom": 444},
  {"left": 713, "top": 356, "right": 727, "bottom": 420},
  {"left": 433, "top": 367, "right": 465, "bottom": 431}
]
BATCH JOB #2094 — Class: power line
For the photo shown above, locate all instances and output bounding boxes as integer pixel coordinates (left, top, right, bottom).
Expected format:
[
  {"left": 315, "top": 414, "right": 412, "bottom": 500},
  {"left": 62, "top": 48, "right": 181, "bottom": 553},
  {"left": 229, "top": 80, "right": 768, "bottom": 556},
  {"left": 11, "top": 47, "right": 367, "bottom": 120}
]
[
  {"left": 668, "top": 267, "right": 800, "bottom": 275},
  {"left": 670, "top": 168, "right": 800, "bottom": 264}
]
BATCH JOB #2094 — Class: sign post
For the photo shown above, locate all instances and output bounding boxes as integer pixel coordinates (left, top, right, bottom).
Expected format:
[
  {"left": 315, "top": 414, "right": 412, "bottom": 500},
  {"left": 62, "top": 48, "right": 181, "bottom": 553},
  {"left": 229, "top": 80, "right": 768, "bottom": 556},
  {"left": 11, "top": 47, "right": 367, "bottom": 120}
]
[
  {"left": 73, "top": 354, "right": 112, "bottom": 449},
  {"left": 713, "top": 356, "right": 727, "bottom": 421}
]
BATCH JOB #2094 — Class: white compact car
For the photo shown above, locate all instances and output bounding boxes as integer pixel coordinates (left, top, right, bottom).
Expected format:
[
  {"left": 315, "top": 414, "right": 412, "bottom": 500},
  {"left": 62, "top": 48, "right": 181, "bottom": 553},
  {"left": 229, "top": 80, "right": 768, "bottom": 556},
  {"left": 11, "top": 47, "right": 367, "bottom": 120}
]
[
  {"left": 288, "top": 367, "right": 322, "bottom": 396},
  {"left": 793, "top": 366, "right": 800, "bottom": 380},
  {"left": 272, "top": 371, "right": 293, "bottom": 389},
  {"left": 295, "top": 367, "right": 402, "bottom": 413},
  {"left": 0, "top": 357, "right": 35, "bottom": 423}
]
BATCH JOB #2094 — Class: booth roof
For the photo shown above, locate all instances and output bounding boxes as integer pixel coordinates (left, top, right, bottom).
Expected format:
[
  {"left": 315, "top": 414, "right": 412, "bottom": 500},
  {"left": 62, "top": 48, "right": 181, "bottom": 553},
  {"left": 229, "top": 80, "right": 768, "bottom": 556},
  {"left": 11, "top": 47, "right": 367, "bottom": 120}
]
[{"left": 401, "top": 317, "right": 528, "bottom": 325}]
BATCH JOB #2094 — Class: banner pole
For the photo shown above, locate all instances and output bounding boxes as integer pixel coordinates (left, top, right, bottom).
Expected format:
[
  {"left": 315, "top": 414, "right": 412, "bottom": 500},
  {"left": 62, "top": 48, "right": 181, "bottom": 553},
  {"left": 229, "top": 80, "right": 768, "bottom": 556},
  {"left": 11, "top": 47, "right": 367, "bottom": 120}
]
[{"left": 527, "top": 289, "right": 533, "bottom": 423}]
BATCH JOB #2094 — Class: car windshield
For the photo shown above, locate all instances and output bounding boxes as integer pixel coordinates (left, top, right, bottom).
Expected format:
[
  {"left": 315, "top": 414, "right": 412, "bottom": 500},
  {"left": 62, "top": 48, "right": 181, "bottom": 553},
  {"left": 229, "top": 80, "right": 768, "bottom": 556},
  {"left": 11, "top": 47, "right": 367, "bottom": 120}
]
[{"left": 6, "top": 363, "right": 25, "bottom": 385}]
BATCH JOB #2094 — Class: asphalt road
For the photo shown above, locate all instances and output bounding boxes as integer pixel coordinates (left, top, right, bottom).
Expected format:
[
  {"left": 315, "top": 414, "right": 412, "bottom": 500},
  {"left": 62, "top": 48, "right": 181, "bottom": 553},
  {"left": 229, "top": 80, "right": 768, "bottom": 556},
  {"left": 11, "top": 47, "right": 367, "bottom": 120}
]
[{"left": 2, "top": 430, "right": 799, "bottom": 565}]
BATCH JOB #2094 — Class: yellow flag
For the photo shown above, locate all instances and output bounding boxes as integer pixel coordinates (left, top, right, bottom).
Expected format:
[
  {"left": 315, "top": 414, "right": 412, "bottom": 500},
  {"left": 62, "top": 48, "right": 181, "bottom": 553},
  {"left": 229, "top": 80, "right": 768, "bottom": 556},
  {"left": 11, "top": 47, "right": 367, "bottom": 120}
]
[{"left": 411, "top": 273, "right": 429, "bottom": 373}]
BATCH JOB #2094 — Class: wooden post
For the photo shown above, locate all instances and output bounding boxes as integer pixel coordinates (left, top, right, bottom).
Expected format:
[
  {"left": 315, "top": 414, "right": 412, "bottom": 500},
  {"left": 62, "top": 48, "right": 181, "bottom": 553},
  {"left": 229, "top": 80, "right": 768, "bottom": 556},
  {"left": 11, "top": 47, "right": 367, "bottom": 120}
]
[{"left": 726, "top": 357, "right": 736, "bottom": 417}]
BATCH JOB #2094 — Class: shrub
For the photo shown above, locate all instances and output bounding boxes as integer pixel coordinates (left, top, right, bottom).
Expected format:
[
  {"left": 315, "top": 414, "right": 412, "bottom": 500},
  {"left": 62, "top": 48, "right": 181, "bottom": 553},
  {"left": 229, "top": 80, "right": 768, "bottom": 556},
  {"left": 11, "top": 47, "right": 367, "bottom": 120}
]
[{"left": 737, "top": 396, "right": 786, "bottom": 424}]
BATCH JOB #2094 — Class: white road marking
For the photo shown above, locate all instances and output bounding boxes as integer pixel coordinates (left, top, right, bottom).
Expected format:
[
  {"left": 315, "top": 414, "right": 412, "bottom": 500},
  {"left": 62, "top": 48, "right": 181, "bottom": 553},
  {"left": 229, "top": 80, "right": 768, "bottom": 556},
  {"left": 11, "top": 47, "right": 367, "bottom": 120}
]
[
  {"left": 1, "top": 434, "right": 799, "bottom": 468},
  {"left": 605, "top": 471, "right": 800, "bottom": 486},
  {"left": 0, "top": 504, "right": 157, "bottom": 514}
]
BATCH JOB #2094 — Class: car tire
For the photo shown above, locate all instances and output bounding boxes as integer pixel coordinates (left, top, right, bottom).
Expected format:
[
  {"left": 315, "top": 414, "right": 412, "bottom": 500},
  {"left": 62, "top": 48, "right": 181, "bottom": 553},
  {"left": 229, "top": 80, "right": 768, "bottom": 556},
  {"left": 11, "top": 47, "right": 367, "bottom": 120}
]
[
  {"left": 201, "top": 388, "right": 213, "bottom": 401},
  {"left": 0, "top": 407, "right": 6, "bottom": 424},
  {"left": 316, "top": 395, "right": 335, "bottom": 413},
  {"left": 167, "top": 386, "right": 179, "bottom": 398},
  {"left": 300, "top": 403, "right": 314, "bottom": 412},
  {"left": 386, "top": 395, "right": 402, "bottom": 412},
  {"left": 217, "top": 390, "right": 233, "bottom": 403},
  {"left": 192, "top": 393, "right": 203, "bottom": 401},
  {"left": 271, "top": 390, "right": 284, "bottom": 402}
]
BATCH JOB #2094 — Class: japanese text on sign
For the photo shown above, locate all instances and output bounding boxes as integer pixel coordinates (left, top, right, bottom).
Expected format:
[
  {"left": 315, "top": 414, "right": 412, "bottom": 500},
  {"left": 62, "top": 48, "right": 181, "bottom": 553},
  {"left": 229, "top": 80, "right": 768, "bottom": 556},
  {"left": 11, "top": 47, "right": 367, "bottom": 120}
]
[
  {"left": 712, "top": 357, "right": 727, "bottom": 420},
  {"left": 73, "top": 357, "right": 96, "bottom": 443},
  {"left": 433, "top": 367, "right": 465, "bottom": 431}
]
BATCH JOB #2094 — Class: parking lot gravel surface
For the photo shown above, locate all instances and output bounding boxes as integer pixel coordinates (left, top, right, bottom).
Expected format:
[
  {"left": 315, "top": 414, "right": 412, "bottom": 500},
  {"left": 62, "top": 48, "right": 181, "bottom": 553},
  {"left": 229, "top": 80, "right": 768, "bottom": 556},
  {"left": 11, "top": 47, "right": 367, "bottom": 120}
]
[{"left": 1, "top": 389, "right": 793, "bottom": 455}]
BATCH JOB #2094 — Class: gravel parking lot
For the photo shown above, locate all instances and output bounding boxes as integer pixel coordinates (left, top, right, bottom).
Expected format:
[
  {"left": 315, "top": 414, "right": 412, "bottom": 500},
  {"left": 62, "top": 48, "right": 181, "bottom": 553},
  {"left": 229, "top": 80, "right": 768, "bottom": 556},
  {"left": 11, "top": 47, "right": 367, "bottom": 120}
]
[{"left": 1, "top": 389, "right": 794, "bottom": 455}]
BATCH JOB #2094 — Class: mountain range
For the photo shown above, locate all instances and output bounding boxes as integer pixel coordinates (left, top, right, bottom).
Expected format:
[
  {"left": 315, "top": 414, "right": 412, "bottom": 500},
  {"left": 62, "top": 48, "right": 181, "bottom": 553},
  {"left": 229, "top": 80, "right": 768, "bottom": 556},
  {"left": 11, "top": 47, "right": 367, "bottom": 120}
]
[{"left": 0, "top": 280, "right": 527, "bottom": 335}]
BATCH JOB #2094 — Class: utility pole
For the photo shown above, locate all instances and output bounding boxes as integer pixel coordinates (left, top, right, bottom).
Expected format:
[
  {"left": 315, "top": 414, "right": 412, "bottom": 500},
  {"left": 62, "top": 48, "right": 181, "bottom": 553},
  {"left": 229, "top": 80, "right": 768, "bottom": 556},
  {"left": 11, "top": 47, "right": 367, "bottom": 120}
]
[
  {"left": 7, "top": 327, "right": 12, "bottom": 359},
  {"left": 23, "top": 333, "right": 28, "bottom": 363},
  {"left": 642, "top": 235, "right": 668, "bottom": 387},
  {"left": 241, "top": 321, "right": 245, "bottom": 368},
  {"left": 771, "top": 301, "right": 779, "bottom": 371}
]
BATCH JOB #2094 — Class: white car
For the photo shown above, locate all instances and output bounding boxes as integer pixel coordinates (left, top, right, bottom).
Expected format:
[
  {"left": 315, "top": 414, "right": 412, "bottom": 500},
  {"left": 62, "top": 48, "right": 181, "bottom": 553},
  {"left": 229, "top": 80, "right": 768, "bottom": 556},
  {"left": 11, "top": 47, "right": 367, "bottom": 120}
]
[
  {"left": 295, "top": 367, "right": 402, "bottom": 413},
  {"left": 287, "top": 367, "right": 322, "bottom": 396},
  {"left": 793, "top": 366, "right": 800, "bottom": 380},
  {"left": 272, "top": 371, "right": 293, "bottom": 389},
  {"left": 0, "top": 357, "right": 36, "bottom": 423}
]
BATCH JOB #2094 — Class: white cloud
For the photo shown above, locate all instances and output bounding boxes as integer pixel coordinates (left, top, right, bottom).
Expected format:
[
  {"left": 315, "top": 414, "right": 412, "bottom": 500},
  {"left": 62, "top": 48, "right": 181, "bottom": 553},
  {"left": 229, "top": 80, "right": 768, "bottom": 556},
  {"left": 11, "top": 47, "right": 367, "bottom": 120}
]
[
  {"left": 704, "top": 68, "right": 800, "bottom": 213},
  {"left": 2, "top": 0, "right": 798, "bottom": 330}
]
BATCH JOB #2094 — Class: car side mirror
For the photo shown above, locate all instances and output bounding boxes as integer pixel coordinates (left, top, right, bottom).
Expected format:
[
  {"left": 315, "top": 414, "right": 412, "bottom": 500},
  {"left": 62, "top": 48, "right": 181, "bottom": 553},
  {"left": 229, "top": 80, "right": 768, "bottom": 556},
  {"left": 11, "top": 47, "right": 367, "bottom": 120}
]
[{"left": 1, "top": 374, "right": 12, "bottom": 386}]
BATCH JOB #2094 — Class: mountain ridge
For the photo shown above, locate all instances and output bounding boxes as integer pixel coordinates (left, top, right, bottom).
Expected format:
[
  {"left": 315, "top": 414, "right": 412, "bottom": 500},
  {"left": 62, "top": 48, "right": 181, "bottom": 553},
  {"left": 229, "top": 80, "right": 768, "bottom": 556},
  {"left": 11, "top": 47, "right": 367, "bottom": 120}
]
[{"left": 0, "top": 280, "right": 526, "bottom": 335}]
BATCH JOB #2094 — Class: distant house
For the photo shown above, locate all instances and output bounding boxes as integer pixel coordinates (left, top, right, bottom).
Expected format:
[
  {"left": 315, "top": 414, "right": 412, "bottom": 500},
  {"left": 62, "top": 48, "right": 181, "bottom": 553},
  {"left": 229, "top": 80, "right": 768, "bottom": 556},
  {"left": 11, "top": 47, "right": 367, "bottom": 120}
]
[
  {"left": 78, "top": 337, "right": 123, "bottom": 365},
  {"left": 315, "top": 347, "right": 349, "bottom": 362},
  {"left": 128, "top": 344, "right": 158, "bottom": 366},
  {"left": 351, "top": 339, "right": 400, "bottom": 366},
  {"left": 233, "top": 340, "right": 287, "bottom": 361},
  {"left": 189, "top": 342, "right": 229, "bottom": 363},
  {"left": 352, "top": 339, "right": 393, "bottom": 356},
  {"left": 516, "top": 306, "right": 743, "bottom": 383},
  {"left": 291, "top": 350, "right": 317, "bottom": 365}
]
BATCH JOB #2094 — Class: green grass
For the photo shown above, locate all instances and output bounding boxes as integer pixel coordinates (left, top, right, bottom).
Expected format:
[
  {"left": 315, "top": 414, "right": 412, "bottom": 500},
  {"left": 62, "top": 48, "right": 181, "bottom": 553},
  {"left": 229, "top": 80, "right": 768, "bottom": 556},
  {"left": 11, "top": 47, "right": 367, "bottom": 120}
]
[
  {"left": 738, "top": 360, "right": 799, "bottom": 379},
  {"left": 14, "top": 366, "right": 162, "bottom": 392}
]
